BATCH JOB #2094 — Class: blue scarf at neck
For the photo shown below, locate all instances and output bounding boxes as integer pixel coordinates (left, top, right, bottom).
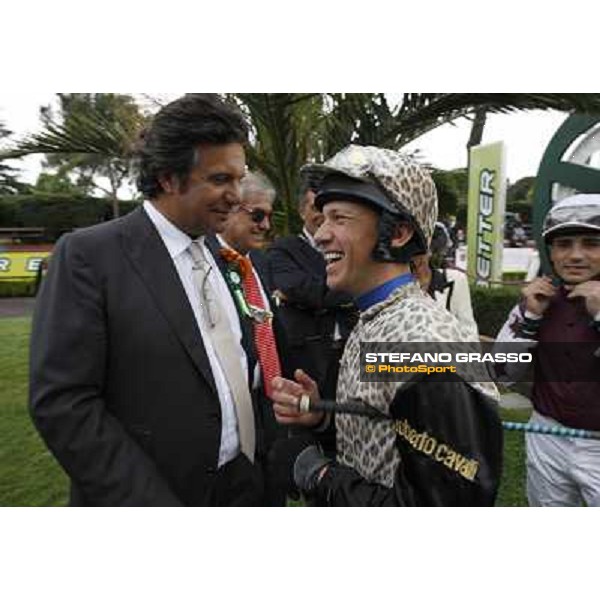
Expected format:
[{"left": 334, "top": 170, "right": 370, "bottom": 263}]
[{"left": 356, "top": 273, "right": 415, "bottom": 312}]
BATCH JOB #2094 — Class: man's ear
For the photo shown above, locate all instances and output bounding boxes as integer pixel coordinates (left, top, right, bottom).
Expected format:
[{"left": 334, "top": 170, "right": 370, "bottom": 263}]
[
  {"left": 390, "top": 223, "right": 414, "bottom": 248},
  {"left": 158, "top": 174, "right": 178, "bottom": 195}
]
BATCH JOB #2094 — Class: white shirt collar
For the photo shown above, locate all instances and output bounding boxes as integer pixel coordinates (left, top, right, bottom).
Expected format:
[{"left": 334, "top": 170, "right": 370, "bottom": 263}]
[
  {"left": 302, "top": 227, "right": 318, "bottom": 249},
  {"left": 216, "top": 234, "right": 250, "bottom": 258},
  {"left": 143, "top": 200, "right": 198, "bottom": 259}
]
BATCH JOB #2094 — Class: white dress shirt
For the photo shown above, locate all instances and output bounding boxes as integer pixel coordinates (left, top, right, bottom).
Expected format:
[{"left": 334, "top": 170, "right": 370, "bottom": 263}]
[{"left": 144, "top": 201, "right": 247, "bottom": 466}]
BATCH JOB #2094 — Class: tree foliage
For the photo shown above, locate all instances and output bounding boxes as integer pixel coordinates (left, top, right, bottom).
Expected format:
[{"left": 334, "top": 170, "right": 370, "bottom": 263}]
[
  {"left": 5, "top": 93, "right": 600, "bottom": 234},
  {"left": 231, "top": 93, "right": 600, "bottom": 233},
  {"left": 229, "top": 93, "right": 322, "bottom": 234},
  {"left": 507, "top": 176, "right": 536, "bottom": 204},
  {"left": 0, "top": 122, "right": 29, "bottom": 196},
  {"left": 32, "top": 172, "right": 85, "bottom": 196},
  {"left": 4, "top": 94, "right": 147, "bottom": 217},
  {"left": 506, "top": 176, "right": 537, "bottom": 223},
  {"left": 431, "top": 170, "right": 462, "bottom": 218}
]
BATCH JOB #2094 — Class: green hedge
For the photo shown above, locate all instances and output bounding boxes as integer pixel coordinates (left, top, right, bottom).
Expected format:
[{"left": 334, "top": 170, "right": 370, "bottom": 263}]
[
  {"left": 471, "top": 284, "right": 522, "bottom": 337},
  {"left": 0, "top": 194, "right": 140, "bottom": 242},
  {"left": 0, "top": 280, "right": 36, "bottom": 298}
]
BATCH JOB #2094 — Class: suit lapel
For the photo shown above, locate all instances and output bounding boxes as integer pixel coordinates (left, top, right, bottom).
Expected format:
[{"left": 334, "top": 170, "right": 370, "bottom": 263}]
[
  {"left": 118, "top": 208, "right": 217, "bottom": 394},
  {"left": 296, "top": 234, "right": 325, "bottom": 275}
]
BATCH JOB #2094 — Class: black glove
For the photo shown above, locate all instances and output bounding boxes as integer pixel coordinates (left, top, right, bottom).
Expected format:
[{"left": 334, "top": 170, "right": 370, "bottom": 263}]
[
  {"left": 293, "top": 445, "right": 332, "bottom": 493},
  {"left": 266, "top": 435, "right": 330, "bottom": 497}
]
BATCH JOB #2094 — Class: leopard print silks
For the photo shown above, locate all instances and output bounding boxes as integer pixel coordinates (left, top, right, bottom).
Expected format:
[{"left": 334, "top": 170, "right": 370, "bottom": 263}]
[{"left": 335, "top": 281, "right": 498, "bottom": 488}]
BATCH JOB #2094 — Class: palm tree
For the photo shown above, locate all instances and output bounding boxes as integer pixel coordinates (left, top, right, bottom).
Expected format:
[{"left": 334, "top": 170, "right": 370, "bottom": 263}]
[
  {"left": 2, "top": 94, "right": 147, "bottom": 218},
  {"left": 228, "top": 93, "right": 324, "bottom": 234},
  {"left": 324, "top": 94, "right": 600, "bottom": 153},
  {"left": 0, "top": 121, "right": 28, "bottom": 195},
  {"left": 464, "top": 95, "right": 600, "bottom": 150}
]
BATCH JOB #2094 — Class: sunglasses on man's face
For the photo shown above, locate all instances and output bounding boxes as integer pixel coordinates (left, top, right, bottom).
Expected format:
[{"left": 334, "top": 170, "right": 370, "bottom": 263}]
[{"left": 238, "top": 205, "right": 272, "bottom": 224}]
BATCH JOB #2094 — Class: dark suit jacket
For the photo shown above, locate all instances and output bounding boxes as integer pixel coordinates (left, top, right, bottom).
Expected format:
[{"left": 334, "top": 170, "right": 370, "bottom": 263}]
[
  {"left": 29, "top": 208, "right": 265, "bottom": 506},
  {"left": 266, "top": 234, "right": 357, "bottom": 391}
]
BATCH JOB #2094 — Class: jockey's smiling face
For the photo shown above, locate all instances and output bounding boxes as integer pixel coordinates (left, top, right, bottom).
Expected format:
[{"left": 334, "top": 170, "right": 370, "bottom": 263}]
[{"left": 314, "top": 200, "right": 381, "bottom": 296}]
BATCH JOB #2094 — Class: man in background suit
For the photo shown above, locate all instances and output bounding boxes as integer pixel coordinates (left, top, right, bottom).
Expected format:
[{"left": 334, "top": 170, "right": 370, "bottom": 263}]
[
  {"left": 29, "top": 94, "right": 269, "bottom": 506},
  {"left": 206, "top": 171, "right": 287, "bottom": 504},
  {"left": 267, "top": 182, "right": 357, "bottom": 402}
]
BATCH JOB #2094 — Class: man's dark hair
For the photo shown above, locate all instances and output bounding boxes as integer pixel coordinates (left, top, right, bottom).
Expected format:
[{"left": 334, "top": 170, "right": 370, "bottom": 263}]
[
  {"left": 136, "top": 94, "right": 249, "bottom": 198},
  {"left": 297, "top": 171, "right": 320, "bottom": 209},
  {"left": 298, "top": 181, "right": 311, "bottom": 210}
]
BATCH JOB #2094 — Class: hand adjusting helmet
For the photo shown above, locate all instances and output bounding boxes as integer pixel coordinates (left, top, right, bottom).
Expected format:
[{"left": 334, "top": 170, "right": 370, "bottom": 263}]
[{"left": 301, "top": 145, "right": 438, "bottom": 263}]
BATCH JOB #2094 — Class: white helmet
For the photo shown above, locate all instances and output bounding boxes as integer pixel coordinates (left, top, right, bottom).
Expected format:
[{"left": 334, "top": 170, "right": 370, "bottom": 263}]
[{"left": 542, "top": 194, "right": 600, "bottom": 241}]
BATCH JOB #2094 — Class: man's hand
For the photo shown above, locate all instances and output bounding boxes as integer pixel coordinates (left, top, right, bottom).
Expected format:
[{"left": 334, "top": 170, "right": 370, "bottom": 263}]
[
  {"left": 271, "top": 369, "right": 323, "bottom": 427},
  {"left": 271, "top": 289, "right": 288, "bottom": 306},
  {"left": 568, "top": 281, "right": 600, "bottom": 318},
  {"left": 521, "top": 276, "right": 558, "bottom": 316}
]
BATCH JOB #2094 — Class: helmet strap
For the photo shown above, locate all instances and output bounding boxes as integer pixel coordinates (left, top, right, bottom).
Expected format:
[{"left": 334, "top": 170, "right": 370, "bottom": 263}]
[{"left": 371, "top": 211, "right": 426, "bottom": 263}]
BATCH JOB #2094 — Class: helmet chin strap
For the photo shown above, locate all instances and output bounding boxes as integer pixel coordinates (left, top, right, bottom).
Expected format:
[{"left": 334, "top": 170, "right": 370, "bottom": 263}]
[{"left": 371, "top": 211, "right": 426, "bottom": 264}]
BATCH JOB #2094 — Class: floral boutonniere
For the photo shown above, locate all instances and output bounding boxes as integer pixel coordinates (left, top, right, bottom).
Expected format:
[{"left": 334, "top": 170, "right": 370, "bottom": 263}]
[
  {"left": 219, "top": 255, "right": 252, "bottom": 319},
  {"left": 219, "top": 248, "right": 273, "bottom": 324},
  {"left": 220, "top": 247, "right": 252, "bottom": 279}
]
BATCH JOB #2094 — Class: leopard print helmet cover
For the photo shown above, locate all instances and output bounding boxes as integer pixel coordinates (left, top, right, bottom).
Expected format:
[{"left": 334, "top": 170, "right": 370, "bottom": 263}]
[{"left": 302, "top": 145, "right": 438, "bottom": 258}]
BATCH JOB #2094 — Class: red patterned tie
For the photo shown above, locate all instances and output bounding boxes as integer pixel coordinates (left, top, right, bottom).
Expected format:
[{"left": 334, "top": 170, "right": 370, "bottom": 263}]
[{"left": 220, "top": 248, "right": 282, "bottom": 399}]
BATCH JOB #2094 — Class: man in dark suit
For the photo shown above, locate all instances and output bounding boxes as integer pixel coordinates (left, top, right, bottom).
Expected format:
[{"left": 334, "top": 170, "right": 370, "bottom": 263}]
[
  {"left": 29, "top": 94, "right": 268, "bottom": 506},
  {"left": 267, "top": 182, "right": 357, "bottom": 404},
  {"left": 205, "top": 171, "right": 288, "bottom": 504}
]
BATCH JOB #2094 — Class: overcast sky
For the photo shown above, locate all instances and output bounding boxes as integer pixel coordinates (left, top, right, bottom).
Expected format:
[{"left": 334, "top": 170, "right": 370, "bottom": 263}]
[{"left": 0, "top": 93, "right": 568, "bottom": 185}]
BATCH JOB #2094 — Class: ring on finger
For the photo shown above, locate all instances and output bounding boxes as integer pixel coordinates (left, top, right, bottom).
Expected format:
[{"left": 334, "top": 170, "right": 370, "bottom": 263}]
[{"left": 299, "top": 394, "right": 311, "bottom": 413}]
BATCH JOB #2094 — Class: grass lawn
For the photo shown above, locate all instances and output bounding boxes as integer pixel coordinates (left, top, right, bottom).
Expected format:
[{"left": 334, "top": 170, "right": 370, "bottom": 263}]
[
  {"left": 0, "top": 317, "right": 529, "bottom": 507},
  {"left": 496, "top": 408, "right": 530, "bottom": 506},
  {"left": 0, "top": 317, "right": 68, "bottom": 506}
]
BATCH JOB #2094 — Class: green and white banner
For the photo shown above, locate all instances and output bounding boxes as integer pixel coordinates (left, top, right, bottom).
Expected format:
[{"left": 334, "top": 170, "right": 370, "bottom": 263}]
[{"left": 467, "top": 141, "right": 507, "bottom": 286}]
